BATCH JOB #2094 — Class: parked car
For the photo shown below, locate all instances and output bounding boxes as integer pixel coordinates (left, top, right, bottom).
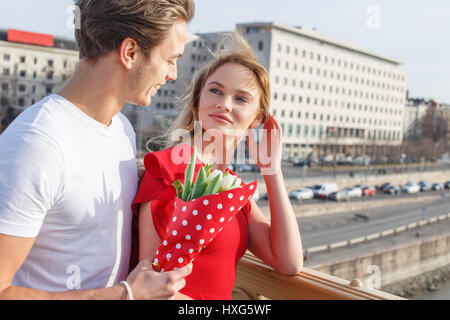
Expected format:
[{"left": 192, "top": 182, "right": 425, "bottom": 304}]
[
  {"left": 384, "top": 184, "right": 401, "bottom": 194},
  {"left": 378, "top": 182, "right": 393, "bottom": 192},
  {"left": 346, "top": 186, "right": 363, "bottom": 198},
  {"left": 328, "top": 189, "right": 350, "bottom": 202},
  {"left": 289, "top": 188, "right": 314, "bottom": 200},
  {"left": 432, "top": 183, "right": 444, "bottom": 191},
  {"left": 402, "top": 182, "right": 420, "bottom": 193},
  {"left": 312, "top": 183, "right": 339, "bottom": 199},
  {"left": 418, "top": 181, "right": 432, "bottom": 192},
  {"left": 444, "top": 181, "right": 450, "bottom": 189},
  {"left": 361, "top": 185, "right": 376, "bottom": 196},
  {"left": 238, "top": 164, "right": 260, "bottom": 172}
]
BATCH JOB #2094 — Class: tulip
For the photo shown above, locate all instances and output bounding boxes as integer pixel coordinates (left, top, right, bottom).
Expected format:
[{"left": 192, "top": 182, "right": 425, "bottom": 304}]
[
  {"left": 206, "top": 169, "right": 222, "bottom": 184},
  {"left": 202, "top": 173, "right": 221, "bottom": 196},
  {"left": 231, "top": 178, "right": 242, "bottom": 189},
  {"left": 220, "top": 173, "right": 237, "bottom": 192}
]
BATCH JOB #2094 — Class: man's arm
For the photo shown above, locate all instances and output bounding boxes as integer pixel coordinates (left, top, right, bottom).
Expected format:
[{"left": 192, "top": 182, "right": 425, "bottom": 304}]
[{"left": 0, "top": 233, "right": 192, "bottom": 300}]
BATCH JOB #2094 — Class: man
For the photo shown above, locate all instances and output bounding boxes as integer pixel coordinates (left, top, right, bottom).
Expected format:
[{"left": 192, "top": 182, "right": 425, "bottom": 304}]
[{"left": 0, "top": 0, "right": 195, "bottom": 299}]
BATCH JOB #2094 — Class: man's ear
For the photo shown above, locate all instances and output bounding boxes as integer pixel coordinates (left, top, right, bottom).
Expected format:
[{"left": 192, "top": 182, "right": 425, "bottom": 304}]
[
  {"left": 249, "top": 113, "right": 264, "bottom": 129},
  {"left": 119, "top": 37, "right": 139, "bottom": 70}
]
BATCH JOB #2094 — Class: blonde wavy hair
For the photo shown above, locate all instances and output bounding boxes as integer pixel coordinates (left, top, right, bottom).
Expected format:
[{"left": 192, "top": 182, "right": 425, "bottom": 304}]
[{"left": 162, "top": 32, "right": 271, "bottom": 148}]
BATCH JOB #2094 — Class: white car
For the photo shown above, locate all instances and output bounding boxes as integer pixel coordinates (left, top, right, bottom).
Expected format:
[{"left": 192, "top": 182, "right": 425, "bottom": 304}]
[
  {"left": 346, "top": 187, "right": 363, "bottom": 198},
  {"left": 289, "top": 188, "right": 314, "bottom": 200},
  {"left": 328, "top": 189, "right": 350, "bottom": 202},
  {"left": 402, "top": 182, "right": 420, "bottom": 193},
  {"left": 432, "top": 183, "right": 444, "bottom": 191},
  {"left": 312, "top": 183, "right": 339, "bottom": 199}
]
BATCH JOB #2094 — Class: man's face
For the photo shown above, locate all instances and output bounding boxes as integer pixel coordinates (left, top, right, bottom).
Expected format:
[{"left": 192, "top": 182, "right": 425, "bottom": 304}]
[{"left": 128, "top": 21, "right": 187, "bottom": 106}]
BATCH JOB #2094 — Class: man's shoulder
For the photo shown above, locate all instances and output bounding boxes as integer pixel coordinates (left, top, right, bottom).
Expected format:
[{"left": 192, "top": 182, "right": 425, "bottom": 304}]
[
  {"left": 116, "top": 111, "right": 135, "bottom": 135},
  {"left": 5, "top": 95, "right": 66, "bottom": 135}
]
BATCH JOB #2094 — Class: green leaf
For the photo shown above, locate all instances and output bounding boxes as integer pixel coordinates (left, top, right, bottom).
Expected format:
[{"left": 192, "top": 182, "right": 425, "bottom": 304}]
[
  {"left": 191, "top": 166, "right": 208, "bottom": 200},
  {"left": 182, "top": 147, "right": 197, "bottom": 201},
  {"left": 203, "top": 173, "right": 222, "bottom": 196},
  {"left": 173, "top": 179, "right": 183, "bottom": 197}
]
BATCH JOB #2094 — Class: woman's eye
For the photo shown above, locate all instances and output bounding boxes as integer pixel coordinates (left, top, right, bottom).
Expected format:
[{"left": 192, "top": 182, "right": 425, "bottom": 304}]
[
  {"left": 210, "top": 88, "right": 221, "bottom": 94},
  {"left": 236, "top": 96, "right": 248, "bottom": 103}
]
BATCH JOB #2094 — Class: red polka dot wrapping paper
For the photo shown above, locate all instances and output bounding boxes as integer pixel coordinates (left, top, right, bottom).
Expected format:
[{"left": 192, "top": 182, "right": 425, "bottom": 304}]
[{"left": 151, "top": 179, "right": 258, "bottom": 272}]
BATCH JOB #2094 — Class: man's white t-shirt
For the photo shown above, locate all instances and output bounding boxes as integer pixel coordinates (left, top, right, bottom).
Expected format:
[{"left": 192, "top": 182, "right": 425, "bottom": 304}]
[{"left": 0, "top": 94, "right": 138, "bottom": 291}]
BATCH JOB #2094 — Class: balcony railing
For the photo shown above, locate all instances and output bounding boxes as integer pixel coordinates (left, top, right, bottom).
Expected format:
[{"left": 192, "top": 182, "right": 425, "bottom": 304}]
[{"left": 232, "top": 252, "right": 404, "bottom": 300}]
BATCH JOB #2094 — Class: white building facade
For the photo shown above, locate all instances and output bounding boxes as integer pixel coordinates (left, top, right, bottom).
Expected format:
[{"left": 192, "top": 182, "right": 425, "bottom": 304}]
[
  {"left": 236, "top": 22, "right": 407, "bottom": 160},
  {"left": 0, "top": 30, "right": 78, "bottom": 112}
]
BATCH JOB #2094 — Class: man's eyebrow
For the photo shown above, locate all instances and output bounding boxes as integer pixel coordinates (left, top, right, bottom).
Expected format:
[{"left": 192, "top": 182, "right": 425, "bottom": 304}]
[{"left": 207, "top": 81, "right": 255, "bottom": 99}]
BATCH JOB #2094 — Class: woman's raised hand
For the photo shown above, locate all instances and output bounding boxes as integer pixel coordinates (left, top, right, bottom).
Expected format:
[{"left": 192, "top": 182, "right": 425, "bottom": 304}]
[{"left": 246, "top": 114, "right": 282, "bottom": 176}]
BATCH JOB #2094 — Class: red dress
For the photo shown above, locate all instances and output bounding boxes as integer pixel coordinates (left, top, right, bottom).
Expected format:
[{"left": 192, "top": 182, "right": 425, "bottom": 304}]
[{"left": 131, "top": 144, "right": 251, "bottom": 300}]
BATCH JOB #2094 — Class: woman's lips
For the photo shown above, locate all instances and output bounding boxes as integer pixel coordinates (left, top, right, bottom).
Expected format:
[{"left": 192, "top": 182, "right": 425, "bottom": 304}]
[{"left": 209, "top": 113, "right": 233, "bottom": 124}]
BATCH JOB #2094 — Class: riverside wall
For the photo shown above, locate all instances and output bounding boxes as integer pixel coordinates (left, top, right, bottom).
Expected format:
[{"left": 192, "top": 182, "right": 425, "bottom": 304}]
[{"left": 307, "top": 230, "right": 450, "bottom": 298}]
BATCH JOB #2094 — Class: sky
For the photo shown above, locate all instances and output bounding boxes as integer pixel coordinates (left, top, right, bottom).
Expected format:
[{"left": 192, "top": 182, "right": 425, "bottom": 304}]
[{"left": 0, "top": 0, "right": 449, "bottom": 103}]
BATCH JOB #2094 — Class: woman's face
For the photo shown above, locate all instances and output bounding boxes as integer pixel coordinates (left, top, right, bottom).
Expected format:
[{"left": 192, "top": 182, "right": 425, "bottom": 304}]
[{"left": 197, "top": 63, "right": 262, "bottom": 138}]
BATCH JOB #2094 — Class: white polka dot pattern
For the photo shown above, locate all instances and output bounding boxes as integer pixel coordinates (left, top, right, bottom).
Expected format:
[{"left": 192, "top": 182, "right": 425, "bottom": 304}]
[{"left": 151, "top": 177, "right": 257, "bottom": 272}]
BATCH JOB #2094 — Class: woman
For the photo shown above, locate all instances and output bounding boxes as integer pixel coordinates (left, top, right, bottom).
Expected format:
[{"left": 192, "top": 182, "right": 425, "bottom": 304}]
[{"left": 131, "top": 33, "right": 303, "bottom": 300}]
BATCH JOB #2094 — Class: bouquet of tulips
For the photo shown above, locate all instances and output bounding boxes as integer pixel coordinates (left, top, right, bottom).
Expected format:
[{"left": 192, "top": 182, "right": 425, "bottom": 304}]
[
  {"left": 173, "top": 147, "right": 242, "bottom": 201},
  {"left": 151, "top": 147, "right": 257, "bottom": 272}
]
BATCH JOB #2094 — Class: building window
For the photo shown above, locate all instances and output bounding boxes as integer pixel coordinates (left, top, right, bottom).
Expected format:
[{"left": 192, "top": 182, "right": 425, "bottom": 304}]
[
  {"left": 46, "top": 86, "right": 53, "bottom": 94},
  {"left": 48, "top": 59, "right": 54, "bottom": 67},
  {"left": 20, "top": 56, "right": 26, "bottom": 63},
  {"left": 1, "top": 96, "right": 9, "bottom": 106},
  {"left": 18, "top": 84, "right": 26, "bottom": 92},
  {"left": 18, "top": 98, "right": 25, "bottom": 107},
  {"left": 3, "top": 54, "right": 10, "bottom": 61},
  {"left": 46, "top": 71, "right": 54, "bottom": 80},
  {"left": 3, "top": 68, "right": 10, "bottom": 76},
  {"left": 258, "top": 41, "right": 263, "bottom": 51},
  {"left": 19, "top": 70, "right": 26, "bottom": 78}
]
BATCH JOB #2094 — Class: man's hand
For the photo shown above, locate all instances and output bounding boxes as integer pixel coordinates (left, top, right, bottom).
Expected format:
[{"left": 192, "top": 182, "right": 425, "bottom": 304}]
[{"left": 126, "top": 259, "right": 192, "bottom": 300}]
